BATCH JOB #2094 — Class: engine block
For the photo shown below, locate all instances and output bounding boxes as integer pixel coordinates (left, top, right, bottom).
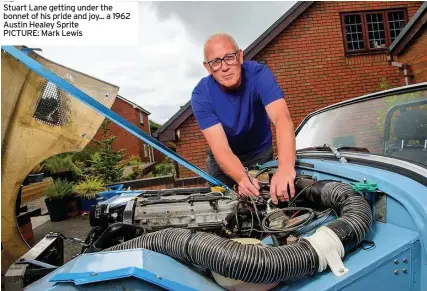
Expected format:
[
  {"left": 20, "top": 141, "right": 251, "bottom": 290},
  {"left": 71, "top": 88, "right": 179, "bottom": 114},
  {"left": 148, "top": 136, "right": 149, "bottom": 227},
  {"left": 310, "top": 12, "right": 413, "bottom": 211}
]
[{"left": 133, "top": 192, "right": 238, "bottom": 231}]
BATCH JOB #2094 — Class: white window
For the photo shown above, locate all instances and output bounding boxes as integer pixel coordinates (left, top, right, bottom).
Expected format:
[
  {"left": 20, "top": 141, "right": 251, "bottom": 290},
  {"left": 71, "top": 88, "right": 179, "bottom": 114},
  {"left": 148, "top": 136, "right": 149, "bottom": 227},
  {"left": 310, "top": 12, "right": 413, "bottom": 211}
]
[{"left": 139, "top": 111, "right": 144, "bottom": 124}]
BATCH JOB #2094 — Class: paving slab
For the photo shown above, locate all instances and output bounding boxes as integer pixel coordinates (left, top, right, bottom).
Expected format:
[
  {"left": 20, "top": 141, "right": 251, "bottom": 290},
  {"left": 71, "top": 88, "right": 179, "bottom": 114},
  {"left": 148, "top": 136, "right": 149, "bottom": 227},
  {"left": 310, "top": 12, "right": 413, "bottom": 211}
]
[{"left": 31, "top": 215, "right": 50, "bottom": 229}]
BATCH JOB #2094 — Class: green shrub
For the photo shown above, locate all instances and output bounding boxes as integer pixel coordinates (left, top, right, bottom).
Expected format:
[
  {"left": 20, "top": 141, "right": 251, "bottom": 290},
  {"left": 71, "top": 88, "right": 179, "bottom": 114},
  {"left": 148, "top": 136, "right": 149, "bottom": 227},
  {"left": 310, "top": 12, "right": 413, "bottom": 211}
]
[
  {"left": 91, "top": 120, "right": 125, "bottom": 183},
  {"left": 45, "top": 179, "right": 74, "bottom": 200},
  {"left": 43, "top": 154, "right": 82, "bottom": 175},
  {"left": 72, "top": 145, "right": 100, "bottom": 167},
  {"left": 74, "top": 177, "right": 106, "bottom": 200},
  {"left": 127, "top": 155, "right": 141, "bottom": 166},
  {"left": 153, "top": 162, "right": 174, "bottom": 176}
]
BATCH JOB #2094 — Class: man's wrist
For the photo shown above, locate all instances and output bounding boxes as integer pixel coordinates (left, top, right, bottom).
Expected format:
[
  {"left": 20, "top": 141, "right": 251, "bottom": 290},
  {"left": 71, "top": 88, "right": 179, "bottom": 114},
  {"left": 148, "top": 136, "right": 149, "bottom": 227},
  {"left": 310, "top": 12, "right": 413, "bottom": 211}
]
[
  {"left": 236, "top": 169, "right": 249, "bottom": 184},
  {"left": 278, "top": 160, "right": 294, "bottom": 170},
  {"left": 277, "top": 162, "right": 295, "bottom": 176}
]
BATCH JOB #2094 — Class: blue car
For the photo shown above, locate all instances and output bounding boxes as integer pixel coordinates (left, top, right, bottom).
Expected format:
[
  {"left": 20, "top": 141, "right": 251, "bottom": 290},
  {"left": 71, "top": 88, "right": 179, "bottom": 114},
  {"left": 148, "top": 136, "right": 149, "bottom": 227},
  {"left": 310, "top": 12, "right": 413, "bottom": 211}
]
[{"left": 6, "top": 82, "right": 427, "bottom": 291}]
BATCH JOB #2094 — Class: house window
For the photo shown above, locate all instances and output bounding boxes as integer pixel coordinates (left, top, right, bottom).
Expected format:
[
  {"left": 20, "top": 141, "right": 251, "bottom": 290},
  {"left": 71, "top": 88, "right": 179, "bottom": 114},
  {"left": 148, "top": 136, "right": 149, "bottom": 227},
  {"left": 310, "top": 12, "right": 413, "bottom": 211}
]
[
  {"left": 388, "top": 11, "right": 406, "bottom": 41},
  {"left": 139, "top": 111, "right": 144, "bottom": 125},
  {"left": 341, "top": 9, "right": 407, "bottom": 55}
]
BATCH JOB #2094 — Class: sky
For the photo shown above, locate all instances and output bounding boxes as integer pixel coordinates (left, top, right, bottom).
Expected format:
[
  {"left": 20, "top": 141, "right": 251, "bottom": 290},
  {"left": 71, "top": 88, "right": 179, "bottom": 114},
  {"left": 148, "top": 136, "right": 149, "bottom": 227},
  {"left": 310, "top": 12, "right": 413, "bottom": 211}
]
[{"left": 39, "top": 1, "right": 296, "bottom": 124}]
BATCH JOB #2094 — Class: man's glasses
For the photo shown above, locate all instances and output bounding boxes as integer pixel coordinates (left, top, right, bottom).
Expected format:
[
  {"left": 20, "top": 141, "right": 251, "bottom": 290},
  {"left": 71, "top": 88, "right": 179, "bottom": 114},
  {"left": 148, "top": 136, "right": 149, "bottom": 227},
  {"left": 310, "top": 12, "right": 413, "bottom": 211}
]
[{"left": 206, "top": 51, "right": 239, "bottom": 71}]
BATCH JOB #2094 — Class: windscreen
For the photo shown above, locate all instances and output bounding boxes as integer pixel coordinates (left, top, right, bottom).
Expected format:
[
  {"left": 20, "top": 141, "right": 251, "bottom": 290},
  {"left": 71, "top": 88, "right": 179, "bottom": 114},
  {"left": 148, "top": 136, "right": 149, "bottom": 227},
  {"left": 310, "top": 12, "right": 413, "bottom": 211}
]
[{"left": 296, "top": 88, "right": 427, "bottom": 165}]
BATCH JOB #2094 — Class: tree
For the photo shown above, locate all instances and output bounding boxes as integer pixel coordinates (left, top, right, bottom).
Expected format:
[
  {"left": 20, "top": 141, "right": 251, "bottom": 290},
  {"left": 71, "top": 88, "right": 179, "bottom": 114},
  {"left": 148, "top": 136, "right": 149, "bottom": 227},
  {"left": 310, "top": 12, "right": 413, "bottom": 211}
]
[
  {"left": 149, "top": 119, "right": 162, "bottom": 134},
  {"left": 92, "top": 120, "right": 125, "bottom": 183}
]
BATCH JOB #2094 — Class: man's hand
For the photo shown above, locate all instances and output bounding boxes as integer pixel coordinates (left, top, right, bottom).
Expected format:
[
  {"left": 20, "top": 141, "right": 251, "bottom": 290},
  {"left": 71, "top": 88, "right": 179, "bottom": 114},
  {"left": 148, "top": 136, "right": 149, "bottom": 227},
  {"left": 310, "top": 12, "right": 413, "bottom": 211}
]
[
  {"left": 237, "top": 175, "right": 260, "bottom": 197},
  {"left": 269, "top": 166, "right": 296, "bottom": 204}
]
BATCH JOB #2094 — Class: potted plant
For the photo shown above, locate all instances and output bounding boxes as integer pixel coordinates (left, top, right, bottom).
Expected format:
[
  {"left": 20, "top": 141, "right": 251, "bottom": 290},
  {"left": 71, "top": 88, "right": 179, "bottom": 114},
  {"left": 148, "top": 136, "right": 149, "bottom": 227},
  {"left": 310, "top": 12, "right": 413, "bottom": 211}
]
[
  {"left": 74, "top": 177, "right": 107, "bottom": 214},
  {"left": 44, "top": 179, "right": 74, "bottom": 222},
  {"left": 23, "top": 164, "right": 45, "bottom": 185},
  {"left": 43, "top": 154, "right": 82, "bottom": 182}
]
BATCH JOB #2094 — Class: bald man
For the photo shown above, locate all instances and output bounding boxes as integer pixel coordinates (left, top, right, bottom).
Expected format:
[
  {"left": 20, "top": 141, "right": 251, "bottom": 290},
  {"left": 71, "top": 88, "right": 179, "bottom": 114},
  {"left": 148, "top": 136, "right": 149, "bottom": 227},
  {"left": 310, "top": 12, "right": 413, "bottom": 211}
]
[{"left": 191, "top": 33, "right": 296, "bottom": 204}]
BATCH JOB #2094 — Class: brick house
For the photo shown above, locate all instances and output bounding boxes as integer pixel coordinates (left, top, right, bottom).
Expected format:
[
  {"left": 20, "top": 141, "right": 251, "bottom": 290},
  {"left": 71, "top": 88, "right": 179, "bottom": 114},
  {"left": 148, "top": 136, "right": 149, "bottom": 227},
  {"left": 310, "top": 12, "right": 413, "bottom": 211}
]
[
  {"left": 93, "top": 95, "right": 161, "bottom": 163},
  {"left": 388, "top": 1, "right": 427, "bottom": 84},
  {"left": 153, "top": 1, "right": 424, "bottom": 178}
]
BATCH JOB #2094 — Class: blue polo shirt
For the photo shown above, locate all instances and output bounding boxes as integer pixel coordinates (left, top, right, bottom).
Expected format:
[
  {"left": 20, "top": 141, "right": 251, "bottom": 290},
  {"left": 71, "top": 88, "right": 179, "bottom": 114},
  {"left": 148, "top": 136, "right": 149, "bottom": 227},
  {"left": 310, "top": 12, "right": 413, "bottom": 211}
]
[{"left": 191, "top": 61, "right": 285, "bottom": 156}]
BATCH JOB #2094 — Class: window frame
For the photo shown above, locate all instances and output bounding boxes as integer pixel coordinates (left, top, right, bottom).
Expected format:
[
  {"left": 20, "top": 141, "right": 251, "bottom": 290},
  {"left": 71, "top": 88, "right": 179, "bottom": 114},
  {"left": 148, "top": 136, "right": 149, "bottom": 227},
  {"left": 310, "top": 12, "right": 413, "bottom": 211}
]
[
  {"left": 139, "top": 111, "right": 144, "bottom": 125},
  {"left": 340, "top": 8, "right": 408, "bottom": 56}
]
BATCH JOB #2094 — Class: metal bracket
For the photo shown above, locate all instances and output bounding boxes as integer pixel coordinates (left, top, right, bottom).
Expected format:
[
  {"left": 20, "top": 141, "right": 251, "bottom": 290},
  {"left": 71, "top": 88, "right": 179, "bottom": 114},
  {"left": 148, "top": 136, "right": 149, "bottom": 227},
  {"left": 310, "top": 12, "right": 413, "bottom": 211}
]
[
  {"left": 123, "top": 199, "right": 136, "bottom": 224},
  {"left": 375, "top": 192, "right": 387, "bottom": 223},
  {"left": 324, "top": 144, "right": 347, "bottom": 164},
  {"left": 47, "top": 232, "right": 89, "bottom": 247},
  {"left": 4, "top": 234, "right": 64, "bottom": 290},
  {"left": 15, "top": 259, "right": 57, "bottom": 269}
]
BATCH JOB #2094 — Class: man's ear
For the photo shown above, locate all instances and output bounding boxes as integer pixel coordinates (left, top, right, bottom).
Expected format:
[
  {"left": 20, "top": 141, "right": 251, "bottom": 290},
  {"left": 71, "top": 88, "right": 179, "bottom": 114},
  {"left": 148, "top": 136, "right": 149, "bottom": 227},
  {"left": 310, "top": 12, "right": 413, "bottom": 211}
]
[
  {"left": 203, "top": 62, "right": 212, "bottom": 75},
  {"left": 238, "top": 49, "right": 243, "bottom": 63}
]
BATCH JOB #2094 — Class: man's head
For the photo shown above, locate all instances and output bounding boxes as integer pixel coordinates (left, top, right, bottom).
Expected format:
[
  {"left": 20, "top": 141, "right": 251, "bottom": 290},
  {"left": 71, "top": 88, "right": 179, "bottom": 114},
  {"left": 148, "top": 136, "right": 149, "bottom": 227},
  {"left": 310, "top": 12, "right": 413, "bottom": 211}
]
[{"left": 203, "top": 33, "right": 243, "bottom": 89}]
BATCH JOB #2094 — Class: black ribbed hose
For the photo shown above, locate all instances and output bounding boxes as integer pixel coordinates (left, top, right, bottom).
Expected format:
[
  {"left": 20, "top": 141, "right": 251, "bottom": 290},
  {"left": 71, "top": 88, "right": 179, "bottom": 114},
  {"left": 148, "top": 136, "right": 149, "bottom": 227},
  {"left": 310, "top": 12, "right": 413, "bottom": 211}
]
[
  {"left": 103, "top": 180, "right": 372, "bottom": 284},
  {"left": 297, "top": 179, "right": 373, "bottom": 250}
]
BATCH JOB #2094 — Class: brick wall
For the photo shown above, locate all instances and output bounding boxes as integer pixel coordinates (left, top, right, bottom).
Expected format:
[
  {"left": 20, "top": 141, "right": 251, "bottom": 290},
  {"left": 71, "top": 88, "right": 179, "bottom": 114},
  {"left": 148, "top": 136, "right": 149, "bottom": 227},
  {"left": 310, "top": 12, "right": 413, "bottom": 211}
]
[
  {"left": 396, "top": 28, "right": 427, "bottom": 83},
  {"left": 176, "top": 115, "right": 210, "bottom": 178},
  {"left": 257, "top": 1, "right": 421, "bottom": 155},
  {"left": 92, "top": 97, "right": 152, "bottom": 161},
  {"left": 175, "top": 1, "right": 422, "bottom": 178}
]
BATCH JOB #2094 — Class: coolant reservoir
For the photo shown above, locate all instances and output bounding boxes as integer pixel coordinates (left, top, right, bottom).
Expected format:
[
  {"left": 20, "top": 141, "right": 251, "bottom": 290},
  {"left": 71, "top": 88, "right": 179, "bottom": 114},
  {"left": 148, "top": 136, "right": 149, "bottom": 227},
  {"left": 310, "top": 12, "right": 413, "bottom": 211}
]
[
  {"left": 249, "top": 170, "right": 269, "bottom": 183},
  {"left": 211, "top": 238, "right": 280, "bottom": 291}
]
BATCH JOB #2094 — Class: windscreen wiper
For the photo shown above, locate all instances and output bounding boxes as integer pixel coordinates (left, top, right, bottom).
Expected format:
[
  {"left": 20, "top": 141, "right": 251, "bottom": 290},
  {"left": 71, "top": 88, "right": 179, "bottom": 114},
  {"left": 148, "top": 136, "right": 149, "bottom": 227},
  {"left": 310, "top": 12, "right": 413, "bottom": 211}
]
[{"left": 297, "top": 144, "right": 370, "bottom": 163}]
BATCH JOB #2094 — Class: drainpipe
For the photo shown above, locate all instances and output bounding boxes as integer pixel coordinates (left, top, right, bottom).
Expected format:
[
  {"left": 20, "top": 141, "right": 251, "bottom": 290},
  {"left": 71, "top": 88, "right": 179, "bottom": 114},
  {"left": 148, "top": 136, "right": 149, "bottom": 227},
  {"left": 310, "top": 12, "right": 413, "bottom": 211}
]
[
  {"left": 147, "top": 117, "right": 155, "bottom": 163},
  {"left": 388, "top": 55, "right": 413, "bottom": 86}
]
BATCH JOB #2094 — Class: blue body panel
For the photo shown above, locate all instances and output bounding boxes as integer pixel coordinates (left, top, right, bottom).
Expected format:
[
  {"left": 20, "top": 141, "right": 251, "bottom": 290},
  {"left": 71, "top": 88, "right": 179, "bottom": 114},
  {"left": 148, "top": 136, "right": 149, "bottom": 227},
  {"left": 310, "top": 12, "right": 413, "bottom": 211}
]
[
  {"left": 279, "top": 223, "right": 420, "bottom": 291},
  {"left": 97, "top": 184, "right": 124, "bottom": 201},
  {"left": 24, "top": 223, "right": 423, "bottom": 291},
  {"left": 25, "top": 249, "right": 223, "bottom": 291}
]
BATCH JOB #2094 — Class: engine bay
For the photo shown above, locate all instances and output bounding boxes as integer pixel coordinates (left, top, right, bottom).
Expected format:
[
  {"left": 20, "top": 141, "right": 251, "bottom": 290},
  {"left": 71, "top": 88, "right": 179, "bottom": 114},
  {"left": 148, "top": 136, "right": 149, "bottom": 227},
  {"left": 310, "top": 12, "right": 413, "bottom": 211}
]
[
  {"left": 78, "top": 167, "right": 373, "bottom": 289},
  {"left": 84, "top": 172, "right": 336, "bottom": 251}
]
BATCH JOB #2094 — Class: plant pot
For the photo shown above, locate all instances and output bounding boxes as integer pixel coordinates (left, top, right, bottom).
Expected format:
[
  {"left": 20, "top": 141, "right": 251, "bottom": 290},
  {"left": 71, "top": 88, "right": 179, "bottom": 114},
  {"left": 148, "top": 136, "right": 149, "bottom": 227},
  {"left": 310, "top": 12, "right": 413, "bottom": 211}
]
[
  {"left": 67, "top": 196, "right": 81, "bottom": 218},
  {"left": 80, "top": 198, "right": 98, "bottom": 213},
  {"left": 27, "top": 173, "right": 45, "bottom": 184},
  {"left": 45, "top": 198, "right": 68, "bottom": 222}
]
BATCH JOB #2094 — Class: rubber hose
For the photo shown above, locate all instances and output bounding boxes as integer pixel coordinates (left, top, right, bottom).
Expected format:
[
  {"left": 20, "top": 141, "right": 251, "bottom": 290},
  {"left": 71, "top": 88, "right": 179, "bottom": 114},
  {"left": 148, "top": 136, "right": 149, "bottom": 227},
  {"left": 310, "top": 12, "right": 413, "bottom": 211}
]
[
  {"left": 300, "top": 180, "right": 372, "bottom": 249},
  {"left": 103, "top": 180, "right": 372, "bottom": 284},
  {"left": 104, "top": 228, "right": 318, "bottom": 283},
  {"left": 90, "top": 223, "right": 147, "bottom": 251}
]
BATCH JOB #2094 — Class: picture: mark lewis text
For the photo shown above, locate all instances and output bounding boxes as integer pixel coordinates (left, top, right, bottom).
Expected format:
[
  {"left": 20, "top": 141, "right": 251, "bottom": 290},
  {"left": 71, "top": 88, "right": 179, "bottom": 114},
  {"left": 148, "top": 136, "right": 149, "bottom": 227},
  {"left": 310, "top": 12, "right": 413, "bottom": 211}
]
[
  {"left": 3, "top": 4, "right": 100, "bottom": 13},
  {"left": 4, "top": 29, "right": 83, "bottom": 37}
]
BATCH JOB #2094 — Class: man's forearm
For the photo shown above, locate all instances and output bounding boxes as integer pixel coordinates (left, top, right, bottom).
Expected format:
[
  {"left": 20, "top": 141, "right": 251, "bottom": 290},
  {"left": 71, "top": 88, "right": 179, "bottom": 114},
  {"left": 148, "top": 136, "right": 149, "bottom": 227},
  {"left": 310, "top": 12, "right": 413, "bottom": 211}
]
[
  {"left": 275, "top": 115, "right": 296, "bottom": 170},
  {"left": 213, "top": 149, "right": 247, "bottom": 184}
]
